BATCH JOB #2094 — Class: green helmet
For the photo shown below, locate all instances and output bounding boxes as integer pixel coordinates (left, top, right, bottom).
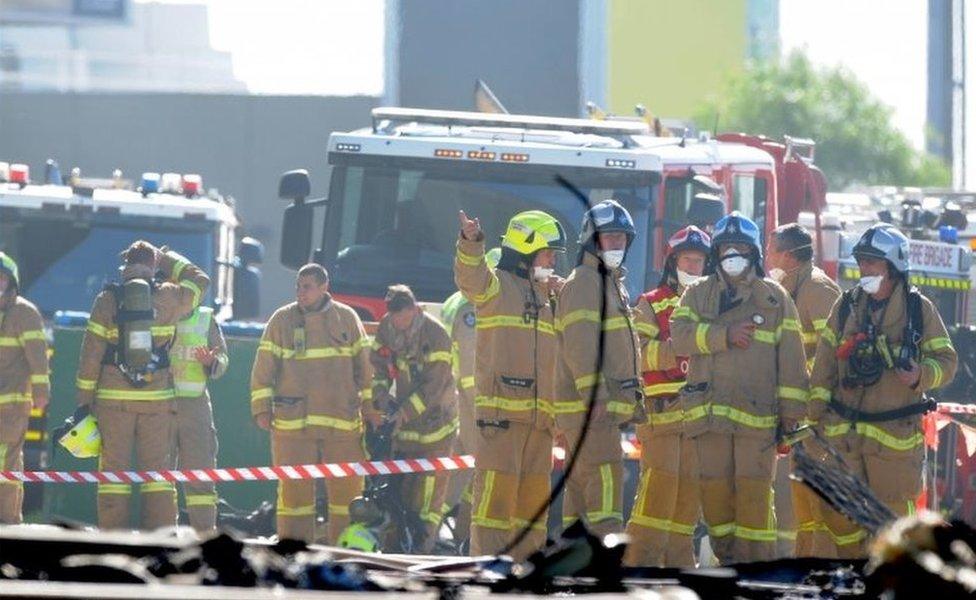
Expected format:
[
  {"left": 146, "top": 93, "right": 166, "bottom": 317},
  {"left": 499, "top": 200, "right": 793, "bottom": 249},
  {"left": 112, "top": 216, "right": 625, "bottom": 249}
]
[
  {"left": 337, "top": 522, "right": 380, "bottom": 552},
  {"left": 501, "top": 211, "right": 566, "bottom": 256},
  {"left": 57, "top": 414, "right": 101, "bottom": 458},
  {"left": 0, "top": 251, "right": 19, "bottom": 290}
]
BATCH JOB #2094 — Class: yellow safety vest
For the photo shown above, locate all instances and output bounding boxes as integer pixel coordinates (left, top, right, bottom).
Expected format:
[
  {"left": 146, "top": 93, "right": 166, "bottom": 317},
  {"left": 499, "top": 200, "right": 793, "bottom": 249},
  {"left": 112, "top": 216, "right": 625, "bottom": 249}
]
[{"left": 171, "top": 306, "right": 212, "bottom": 398}]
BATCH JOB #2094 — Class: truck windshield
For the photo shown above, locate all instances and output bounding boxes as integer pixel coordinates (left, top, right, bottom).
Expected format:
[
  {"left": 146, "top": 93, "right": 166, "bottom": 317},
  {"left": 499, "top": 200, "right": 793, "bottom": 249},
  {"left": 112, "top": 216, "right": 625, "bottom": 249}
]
[
  {"left": 323, "top": 158, "right": 659, "bottom": 301},
  {"left": 1, "top": 213, "right": 215, "bottom": 316}
]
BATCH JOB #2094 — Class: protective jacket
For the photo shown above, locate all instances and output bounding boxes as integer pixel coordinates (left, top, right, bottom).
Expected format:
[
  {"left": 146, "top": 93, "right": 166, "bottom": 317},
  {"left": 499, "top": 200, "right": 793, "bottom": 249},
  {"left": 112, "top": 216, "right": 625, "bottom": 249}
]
[
  {"left": 554, "top": 252, "right": 642, "bottom": 436},
  {"left": 76, "top": 251, "right": 210, "bottom": 410},
  {"left": 454, "top": 236, "right": 556, "bottom": 430},
  {"left": 250, "top": 294, "right": 372, "bottom": 435},
  {"left": 0, "top": 295, "right": 49, "bottom": 409},
  {"left": 808, "top": 280, "right": 957, "bottom": 452},
  {"left": 441, "top": 291, "right": 477, "bottom": 451},
  {"left": 634, "top": 284, "right": 686, "bottom": 435},
  {"left": 670, "top": 271, "right": 809, "bottom": 437},
  {"left": 779, "top": 263, "right": 842, "bottom": 372},
  {"left": 371, "top": 311, "right": 458, "bottom": 446}
]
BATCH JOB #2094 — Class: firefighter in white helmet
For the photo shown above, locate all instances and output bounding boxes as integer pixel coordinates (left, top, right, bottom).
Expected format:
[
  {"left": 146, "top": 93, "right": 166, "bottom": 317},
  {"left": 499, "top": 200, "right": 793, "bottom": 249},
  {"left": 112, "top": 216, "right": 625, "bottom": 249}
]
[
  {"left": 0, "top": 251, "right": 49, "bottom": 523},
  {"left": 625, "top": 225, "right": 710, "bottom": 567},
  {"left": 809, "top": 224, "right": 957, "bottom": 558}
]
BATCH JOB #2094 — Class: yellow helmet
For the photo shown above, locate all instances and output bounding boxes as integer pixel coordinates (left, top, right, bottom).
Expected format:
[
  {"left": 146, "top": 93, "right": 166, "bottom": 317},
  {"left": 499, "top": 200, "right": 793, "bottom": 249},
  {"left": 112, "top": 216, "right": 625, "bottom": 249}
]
[
  {"left": 501, "top": 211, "right": 566, "bottom": 255},
  {"left": 57, "top": 413, "right": 101, "bottom": 458},
  {"left": 0, "top": 251, "right": 19, "bottom": 290}
]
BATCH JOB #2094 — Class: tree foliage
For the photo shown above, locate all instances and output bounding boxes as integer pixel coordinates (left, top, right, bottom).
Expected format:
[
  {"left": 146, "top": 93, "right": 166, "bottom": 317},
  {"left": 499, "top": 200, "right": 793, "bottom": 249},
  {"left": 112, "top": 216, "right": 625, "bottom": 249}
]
[{"left": 694, "top": 51, "right": 950, "bottom": 190}]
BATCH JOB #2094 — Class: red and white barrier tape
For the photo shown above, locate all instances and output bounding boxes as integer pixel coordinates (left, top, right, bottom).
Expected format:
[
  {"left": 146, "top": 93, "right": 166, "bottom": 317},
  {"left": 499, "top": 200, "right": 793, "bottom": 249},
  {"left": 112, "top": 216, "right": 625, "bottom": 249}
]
[
  {"left": 938, "top": 403, "right": 976, "bottom": 416},
  {"left": 0, "top": 455, "right": 475, "bottom": 484}
]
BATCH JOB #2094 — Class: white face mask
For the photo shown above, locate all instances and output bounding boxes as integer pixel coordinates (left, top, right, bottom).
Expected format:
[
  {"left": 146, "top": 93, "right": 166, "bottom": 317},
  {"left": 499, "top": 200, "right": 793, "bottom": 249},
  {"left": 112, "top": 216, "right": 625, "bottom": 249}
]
[
  {"left": 768, "top": 267, "right": 786, "bottom": 282},
  {"left": 859, "top": 274, "right": 884, "bottom": 294},
  {"left": 601, "top": 250, "right": 625, "bottom": 269},
  {"left": 532, "top": 266, "right": 554, "bottom": 282},
  {"left": 676, "top": 269, "right": 703, "bottom": 287},
  {"left": 720, "top": 249, "right": 750, "bottom": 278}
]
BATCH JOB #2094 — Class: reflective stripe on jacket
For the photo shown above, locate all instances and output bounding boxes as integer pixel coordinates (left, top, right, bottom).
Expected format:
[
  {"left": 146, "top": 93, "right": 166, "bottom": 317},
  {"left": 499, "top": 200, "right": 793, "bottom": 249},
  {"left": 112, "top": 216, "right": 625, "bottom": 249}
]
[
  {"left": 553, "top": 252, "right": 643, "bottom": 434},
  {"left": 634, "top": 284, "right": 686, "bottom": 434},
  {"left": 76, "top": 251, "right": 210, "bottom": 410},
  {"left": 454, "top": 236, "right": 555, "bottom": 429},
  {"left": 808, "top": 280, "right": 957, "bottom": 452},
  {"left": 0, "top": 296, "right": 49, "bottom": 407},
  {"left": 250, "top": 295, "right": 372, "bottom": 434},
  {"left": 670, "top": 272, "right": 809, "bottom": 437},
  {"left": 371, "top": 311, "right": 457, "bottom": 445}
]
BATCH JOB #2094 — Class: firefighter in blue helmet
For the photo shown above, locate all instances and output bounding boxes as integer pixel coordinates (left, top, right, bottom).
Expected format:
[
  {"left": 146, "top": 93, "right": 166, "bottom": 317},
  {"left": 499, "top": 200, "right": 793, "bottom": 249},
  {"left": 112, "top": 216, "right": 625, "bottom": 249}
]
[
  {"left": 554, "top": 199, "right": 644, "bottom": 537},
  {"left": 669, "top": 212, "right": 809, "bottom": 563}
]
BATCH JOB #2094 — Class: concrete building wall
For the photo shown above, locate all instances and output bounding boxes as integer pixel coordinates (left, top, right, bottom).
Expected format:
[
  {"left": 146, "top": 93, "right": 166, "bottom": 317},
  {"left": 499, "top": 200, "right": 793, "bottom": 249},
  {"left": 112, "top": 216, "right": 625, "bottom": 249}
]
[{"left": 0, "top": 91, "right": 378, "bottom": 317}]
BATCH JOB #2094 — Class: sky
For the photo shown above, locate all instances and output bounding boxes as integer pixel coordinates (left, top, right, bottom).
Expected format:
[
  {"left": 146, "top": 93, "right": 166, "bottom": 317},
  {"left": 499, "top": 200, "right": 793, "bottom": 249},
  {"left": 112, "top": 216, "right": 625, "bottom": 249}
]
[{"left": 138, "top": 0, "right": 975, "bottom": 186}]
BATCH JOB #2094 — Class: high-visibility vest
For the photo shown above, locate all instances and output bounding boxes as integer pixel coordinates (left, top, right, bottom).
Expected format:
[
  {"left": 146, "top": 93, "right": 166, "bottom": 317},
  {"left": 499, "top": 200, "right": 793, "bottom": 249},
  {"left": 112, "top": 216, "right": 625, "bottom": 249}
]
[{"left": 171, "top": 306, "right": 212, "bottom": 398}]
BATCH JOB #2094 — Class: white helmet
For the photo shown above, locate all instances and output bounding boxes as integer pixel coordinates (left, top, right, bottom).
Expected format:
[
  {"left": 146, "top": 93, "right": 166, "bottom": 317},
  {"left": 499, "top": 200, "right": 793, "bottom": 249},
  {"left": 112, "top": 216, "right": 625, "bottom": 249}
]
[{"left": 852, "top": 224, "right": 910, "bottom": 274}]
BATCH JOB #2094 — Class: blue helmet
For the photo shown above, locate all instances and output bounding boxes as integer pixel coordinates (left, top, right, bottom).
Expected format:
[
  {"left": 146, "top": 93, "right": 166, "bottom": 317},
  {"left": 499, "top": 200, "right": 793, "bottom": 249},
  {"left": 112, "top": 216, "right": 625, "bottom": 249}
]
[
  {"left": 711, "top": 211, "right": 764, "bottom": 276},
  {"left": 578, "top": 199, "right": 636, "bottom": 256}
]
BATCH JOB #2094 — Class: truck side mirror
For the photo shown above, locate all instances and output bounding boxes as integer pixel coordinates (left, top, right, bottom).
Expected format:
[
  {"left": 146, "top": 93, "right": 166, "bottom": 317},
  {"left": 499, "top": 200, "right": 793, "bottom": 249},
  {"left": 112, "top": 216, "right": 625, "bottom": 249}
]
[
  {"left": 280, "top": 203, "right": 314, "bottom": 269},
  {"left": 279, "top": 169, "right": 311, "bottom": 201}
]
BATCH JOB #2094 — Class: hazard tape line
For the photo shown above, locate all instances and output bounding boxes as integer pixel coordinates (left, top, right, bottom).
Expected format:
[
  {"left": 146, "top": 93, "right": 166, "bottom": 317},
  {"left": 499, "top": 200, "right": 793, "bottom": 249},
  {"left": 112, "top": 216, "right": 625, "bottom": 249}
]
[
  {"left": 0, "top": 455, "right": 475, "bottom": 484},
  {"left": 938, "top": 403, "right": 976, "bottom": 416}
]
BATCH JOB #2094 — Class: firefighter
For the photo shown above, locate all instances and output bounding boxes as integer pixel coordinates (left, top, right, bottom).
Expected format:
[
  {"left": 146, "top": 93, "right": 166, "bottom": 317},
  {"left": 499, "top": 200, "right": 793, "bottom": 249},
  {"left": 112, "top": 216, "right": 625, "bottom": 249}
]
[
  {"left": 370, "top": 284, "right": 458, "bottom": 552},
  {"left": 455, "top": 209, "right": 564, "bottom": 560},
  {"left": 554, "top": 199, "right": 643, "bottom": 538},
  {"left": 670, "top": 212, "right": 808, "bottom": 563},
  {"left": 250, "top": 263, "right": 372, "bottom": 543},
  {"left": 0, "top": 251, "right": 49, "bottom": 523},
  {"left": 76, "top": 241, "right": 209, "bottom": 530},
  {"left": 170, "top": 304, "right": 228, "bottom": 532},
  {"left": 765, "top": 223, "right": 841, "bottom": 558},
  {"left": 809, "top": 224, "right": 957, "bottom": 558},
  {"left": 625, "top": 225, "right": 711, "bottom": 567},
  {"left": 439, "top": 247, "right": 501, "bottom": 549}
]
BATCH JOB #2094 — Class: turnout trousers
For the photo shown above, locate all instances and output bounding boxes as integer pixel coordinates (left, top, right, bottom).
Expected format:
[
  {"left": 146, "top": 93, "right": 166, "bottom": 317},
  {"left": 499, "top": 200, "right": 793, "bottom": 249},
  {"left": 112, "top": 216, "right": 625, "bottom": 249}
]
[
  {"left": 625, "top": 430, "right": 699, "bottom": 567},
  {"left": 272, "top": 429, "right": 365, "bottom": 544},
  {"left": 695, "top": 431, "right": 778, "bottom": 564},
  {"left": 820, "top": 434, "right": 923, "bottom": 559},
  {"left": 0, "top": 404, "right": 29, "bottom": 523},
  {"left": 95, "top": 400, "right": 177, "bottom": 530},
  {"left": 174, "top": 394, "right": 219, "bottom": 532},
  {"left": 470, "top": 421, "right": 552, "bottom": 561}
]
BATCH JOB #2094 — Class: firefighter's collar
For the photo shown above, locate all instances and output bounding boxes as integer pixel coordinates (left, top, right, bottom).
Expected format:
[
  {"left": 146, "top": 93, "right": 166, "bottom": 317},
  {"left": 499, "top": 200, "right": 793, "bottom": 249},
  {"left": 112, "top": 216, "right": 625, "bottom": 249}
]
[
  {"left": 300, "top": 293, "right": 333, "bottom": 315},
  {"left": 778, "top": 261, "right": 812, "bottom": 295}
]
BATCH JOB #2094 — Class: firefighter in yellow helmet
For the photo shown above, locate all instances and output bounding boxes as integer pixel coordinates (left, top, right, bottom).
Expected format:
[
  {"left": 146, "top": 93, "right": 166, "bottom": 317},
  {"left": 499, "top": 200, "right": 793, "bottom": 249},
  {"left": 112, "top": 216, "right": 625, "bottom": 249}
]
[
  {"left": 369, "top": 284, "right": 458, "bottom": 552},
  {"left": 76, "top": 241, "right": 209, "bottom": 530},
  {"left": 250, "top": 263, "right": 372, "bottom": 543},
  {"left": 809, "top": 224, "right": 957, "bottom": 558},
  {"left": 0, "top": 251, "right": 49, "bottom": 523},
  {"left": 554, "top": 199, "right": 643, "bottom": 538},
  {"left": 670, "top": 212, "right": 808, "bottom": 563},
  {"left": 439, "top": 247, "right": 501, "bottom": 549},
  {"left": 625, "top": 225, "right": 710, "bottom": 567},
  {"left": 455, "top": 209, "right": 564, "bottom": 560},
  {"left": 170, "top": 303, "right": 228, "bottom": 532},
  {"left": 765, "top": 223, "right": 841, "bottom": 558}
]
